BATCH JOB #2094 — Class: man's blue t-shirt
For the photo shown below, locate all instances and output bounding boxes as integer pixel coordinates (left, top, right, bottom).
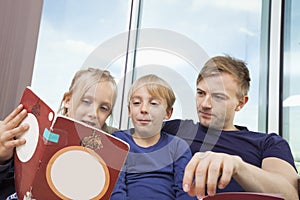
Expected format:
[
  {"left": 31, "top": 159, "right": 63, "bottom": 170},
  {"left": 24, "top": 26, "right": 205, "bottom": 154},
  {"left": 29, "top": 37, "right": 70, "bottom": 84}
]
[{"left": 162, "top": 119, "right": 297, "bottom": 193}]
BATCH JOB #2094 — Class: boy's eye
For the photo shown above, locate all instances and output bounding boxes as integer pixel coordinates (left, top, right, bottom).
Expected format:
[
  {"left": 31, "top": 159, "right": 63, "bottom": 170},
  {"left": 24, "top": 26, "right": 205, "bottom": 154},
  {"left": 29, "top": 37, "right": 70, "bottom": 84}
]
[
  {"left": 131, "top": 99, "right": 141, "bottom": 105},
  {"left": 150, "top": 100, "right": 159, "bottom": 106}
]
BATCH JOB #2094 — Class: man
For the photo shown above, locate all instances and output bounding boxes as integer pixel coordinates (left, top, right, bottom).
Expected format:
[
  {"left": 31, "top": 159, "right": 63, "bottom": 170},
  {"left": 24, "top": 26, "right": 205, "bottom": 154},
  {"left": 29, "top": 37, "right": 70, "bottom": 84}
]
[{"left": 162, "top": 55, "right": 298, "bottom": 200}]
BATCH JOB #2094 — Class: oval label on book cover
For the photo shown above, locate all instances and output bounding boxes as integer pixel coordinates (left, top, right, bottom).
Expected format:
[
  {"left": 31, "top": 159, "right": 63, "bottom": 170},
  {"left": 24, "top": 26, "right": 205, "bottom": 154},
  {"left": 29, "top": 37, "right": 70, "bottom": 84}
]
[
  {"left": 16, "top": 113, "right": 39, "bottom": 162},
  {"left": 46, "top": 146, "right": 110, "bottom": 200}
]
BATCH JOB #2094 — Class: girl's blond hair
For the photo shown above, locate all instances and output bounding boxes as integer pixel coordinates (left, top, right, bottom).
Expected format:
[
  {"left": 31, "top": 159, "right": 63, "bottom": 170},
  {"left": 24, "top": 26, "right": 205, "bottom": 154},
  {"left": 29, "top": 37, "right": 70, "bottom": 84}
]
[{"left": 58, "top": 68, "right": 117, "bottom": 115}]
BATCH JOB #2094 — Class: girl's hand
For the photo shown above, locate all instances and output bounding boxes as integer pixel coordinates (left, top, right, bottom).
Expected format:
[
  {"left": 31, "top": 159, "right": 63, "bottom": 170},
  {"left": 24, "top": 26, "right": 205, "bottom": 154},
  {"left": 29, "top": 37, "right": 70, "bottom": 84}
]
[{"left": 0, "top": 104, "right": 29, "bottom": 164}]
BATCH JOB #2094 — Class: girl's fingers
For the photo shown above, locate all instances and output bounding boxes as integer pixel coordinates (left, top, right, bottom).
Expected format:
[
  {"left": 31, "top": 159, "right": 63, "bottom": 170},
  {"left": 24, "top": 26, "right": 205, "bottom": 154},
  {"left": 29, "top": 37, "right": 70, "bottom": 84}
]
[
  {"left": 3, "top": 104, "right": 24, "bottom": 124},
  {"left": 4, "top": 108, "right": 27, "bottom": 131}
]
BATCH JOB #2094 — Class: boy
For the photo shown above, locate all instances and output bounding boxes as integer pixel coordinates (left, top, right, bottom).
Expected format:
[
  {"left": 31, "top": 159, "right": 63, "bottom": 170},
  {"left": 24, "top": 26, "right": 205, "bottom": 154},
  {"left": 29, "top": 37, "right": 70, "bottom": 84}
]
[{"left": 111, "top": 74, "right": 195, "bottom": 200}]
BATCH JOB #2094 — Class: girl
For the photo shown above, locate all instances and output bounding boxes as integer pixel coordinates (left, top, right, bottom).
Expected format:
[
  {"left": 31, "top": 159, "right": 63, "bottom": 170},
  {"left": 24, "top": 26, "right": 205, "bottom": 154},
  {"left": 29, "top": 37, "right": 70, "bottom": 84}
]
[
  {"left": 58, "top": 68, "right": 118, "bottom": 134},
  {"left": 0, "top": 67, "right": 118, "bottom": 199}
]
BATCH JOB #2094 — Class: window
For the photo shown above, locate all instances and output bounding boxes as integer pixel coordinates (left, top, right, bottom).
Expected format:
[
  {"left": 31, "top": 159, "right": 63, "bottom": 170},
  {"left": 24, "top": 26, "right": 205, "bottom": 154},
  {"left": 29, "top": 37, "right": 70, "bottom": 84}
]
[
  {"left": 282, "top": 0, "right": 300, "bottom": 171},
  {"left": 32, "top": 0, "right": 268, "bottom": 132},
  {"left": 32, "top": 0, "right": 129, "bottom": 110},
  {"left": 133, "top": 0, "right": 265, "bottom": 130},
  {"left": 31, "top": 0, "right": 130, "bottom": 128}
]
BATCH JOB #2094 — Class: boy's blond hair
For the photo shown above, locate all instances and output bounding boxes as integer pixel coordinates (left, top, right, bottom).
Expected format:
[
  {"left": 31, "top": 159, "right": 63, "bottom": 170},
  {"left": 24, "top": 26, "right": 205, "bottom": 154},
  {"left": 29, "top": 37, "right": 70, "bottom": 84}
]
[{"left": 128, "top": 74, "right": 175, "bottom": 111}]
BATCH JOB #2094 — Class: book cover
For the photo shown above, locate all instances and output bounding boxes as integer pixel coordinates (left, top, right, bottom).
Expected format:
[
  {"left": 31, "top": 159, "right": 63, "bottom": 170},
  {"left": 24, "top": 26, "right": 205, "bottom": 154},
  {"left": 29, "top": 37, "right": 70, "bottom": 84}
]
[
  {"left": 14, "top": 86, "right": 130, "bottom": 200},
  {"left": 201, "top": 192, "right": 284, "bottom": 200}
]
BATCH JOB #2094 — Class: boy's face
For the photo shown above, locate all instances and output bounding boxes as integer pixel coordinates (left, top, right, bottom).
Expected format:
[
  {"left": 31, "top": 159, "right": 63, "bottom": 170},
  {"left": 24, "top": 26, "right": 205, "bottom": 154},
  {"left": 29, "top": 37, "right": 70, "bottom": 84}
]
[
  {"left": 196, "top": 73, "right": 247, "bottom": 130},
  {"left": 129, "top": 85, "right": 172, "bottom": 137},
  {"left": 66, "top": 81, "right": 114, "bottom": 129}
]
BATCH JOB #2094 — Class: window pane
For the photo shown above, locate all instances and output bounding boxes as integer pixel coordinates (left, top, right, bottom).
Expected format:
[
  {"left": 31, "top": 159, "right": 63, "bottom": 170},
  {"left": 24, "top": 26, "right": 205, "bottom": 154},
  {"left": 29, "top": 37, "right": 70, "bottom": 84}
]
[
  {"left": 31, "top": 0, "right": 129, "bottom": 111},
  {"left": 136, "top": 0, "right": 264, "bottom": 130},
  {"left": 282, "top": 0, "right": 300, "bottom": 171}
]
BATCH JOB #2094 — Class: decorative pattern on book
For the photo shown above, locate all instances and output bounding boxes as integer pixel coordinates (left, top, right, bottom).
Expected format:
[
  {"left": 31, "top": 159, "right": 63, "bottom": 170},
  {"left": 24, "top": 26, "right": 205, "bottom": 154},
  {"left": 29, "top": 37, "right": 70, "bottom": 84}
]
[
  {"left": 31, "top": 102, "right": 41, "bottom": 117},
  {"left": 81, "top": 130, "right": 104, "bottom": 150}
]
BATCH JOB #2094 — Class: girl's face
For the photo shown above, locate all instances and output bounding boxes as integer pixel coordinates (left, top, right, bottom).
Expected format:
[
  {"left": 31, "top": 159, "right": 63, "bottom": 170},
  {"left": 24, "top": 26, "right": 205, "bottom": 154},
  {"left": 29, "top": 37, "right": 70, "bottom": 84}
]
[{"left": 66, "top": 81, "right": 115, "bottom": 129}]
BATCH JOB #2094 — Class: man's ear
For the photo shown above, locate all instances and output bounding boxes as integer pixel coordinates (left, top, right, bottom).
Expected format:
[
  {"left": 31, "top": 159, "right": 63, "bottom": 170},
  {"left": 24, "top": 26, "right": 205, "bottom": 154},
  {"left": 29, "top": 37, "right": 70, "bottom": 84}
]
[
  {"left": 235, "top": 96, "right": 249, "bottom": 111},
  {"left": 165, "top": 107, "right": 173, "bottom": 120}
]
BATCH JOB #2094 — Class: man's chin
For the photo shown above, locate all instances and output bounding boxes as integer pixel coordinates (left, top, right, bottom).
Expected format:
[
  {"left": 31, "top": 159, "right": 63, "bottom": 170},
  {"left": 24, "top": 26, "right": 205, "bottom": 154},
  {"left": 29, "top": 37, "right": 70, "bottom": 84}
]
[
  {"left": 198, "top": 118, "right": 211, "bottom": 127},
  {"left": 199, "top": 119, "right": 223, "bottom": 130}
]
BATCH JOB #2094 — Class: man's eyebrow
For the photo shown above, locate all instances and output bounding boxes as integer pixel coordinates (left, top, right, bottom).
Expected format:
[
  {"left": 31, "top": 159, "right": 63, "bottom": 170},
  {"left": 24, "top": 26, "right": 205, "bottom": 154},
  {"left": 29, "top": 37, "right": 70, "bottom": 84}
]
[
  {"left": 196, "top": 88, "right": 205, "bottom": 92},
  {"left": 212, "top": 92, "right": 227, "bottom": 96}
]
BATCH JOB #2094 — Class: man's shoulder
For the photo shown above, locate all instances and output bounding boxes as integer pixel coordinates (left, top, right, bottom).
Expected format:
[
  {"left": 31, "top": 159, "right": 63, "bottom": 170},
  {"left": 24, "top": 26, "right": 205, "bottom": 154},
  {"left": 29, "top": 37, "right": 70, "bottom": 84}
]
[
  {"left": 163, "top": 119, "right": 198, "bottom": 130},
  {"left": 235, "top": 126, "right": 282, "bottom": 140},
  {"left": 164, "top": 119, "right": 198, "bottom": 125},
  {"left": 162, "top": 119, "right": 200, "bottom": 141}
]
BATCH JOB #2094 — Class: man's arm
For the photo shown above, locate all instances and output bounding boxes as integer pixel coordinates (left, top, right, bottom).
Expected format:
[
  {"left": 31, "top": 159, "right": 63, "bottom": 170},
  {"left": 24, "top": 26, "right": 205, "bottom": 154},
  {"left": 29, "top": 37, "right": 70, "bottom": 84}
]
[
  {"left": 183, "top": 151, "right": 298, "bottom": 200},
  {"left": 234, "top": 157, "right": 298, "bottom": 200}
]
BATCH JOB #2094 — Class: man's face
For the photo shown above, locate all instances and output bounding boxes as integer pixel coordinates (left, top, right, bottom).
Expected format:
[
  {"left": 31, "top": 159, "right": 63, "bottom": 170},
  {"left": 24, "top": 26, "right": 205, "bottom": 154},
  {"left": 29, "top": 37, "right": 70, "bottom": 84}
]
[{"left": 196, "top": 73, "right": 244, "bottom": 130}]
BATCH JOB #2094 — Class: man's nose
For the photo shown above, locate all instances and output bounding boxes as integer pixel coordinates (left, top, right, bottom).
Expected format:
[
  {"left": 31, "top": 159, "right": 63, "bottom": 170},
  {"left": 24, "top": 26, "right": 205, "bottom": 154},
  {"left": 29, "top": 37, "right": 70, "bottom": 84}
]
[{"left": 201, "top": 96, "right": 212, "bottom": 108}]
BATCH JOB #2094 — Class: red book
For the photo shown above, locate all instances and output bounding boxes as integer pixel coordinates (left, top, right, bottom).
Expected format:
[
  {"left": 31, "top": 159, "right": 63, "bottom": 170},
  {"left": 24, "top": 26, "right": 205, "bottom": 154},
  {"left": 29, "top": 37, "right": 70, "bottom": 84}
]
[
  {"left": 14, "top": 87, "right": 129, "bottom": 200},
  {"left": 201, "top": 192, "right": 284, "bottom": 200}
]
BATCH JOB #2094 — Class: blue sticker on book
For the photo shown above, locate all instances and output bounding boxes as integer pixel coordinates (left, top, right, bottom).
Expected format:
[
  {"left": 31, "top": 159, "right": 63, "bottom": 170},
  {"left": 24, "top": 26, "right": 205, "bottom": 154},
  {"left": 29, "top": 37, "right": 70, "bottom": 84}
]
[{"left": 43, "top": 129, "right": 59, "bottom": 143}]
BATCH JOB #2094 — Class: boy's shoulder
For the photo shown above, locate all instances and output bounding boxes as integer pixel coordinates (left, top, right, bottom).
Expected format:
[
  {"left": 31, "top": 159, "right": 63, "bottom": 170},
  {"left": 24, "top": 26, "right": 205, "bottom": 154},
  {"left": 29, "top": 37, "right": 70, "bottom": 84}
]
[
  {"left": 112, "top": 129, "right": 132, "bottom": 139},
  {"left": 161, "top": 130, "right": 190, "bottom": 148}
]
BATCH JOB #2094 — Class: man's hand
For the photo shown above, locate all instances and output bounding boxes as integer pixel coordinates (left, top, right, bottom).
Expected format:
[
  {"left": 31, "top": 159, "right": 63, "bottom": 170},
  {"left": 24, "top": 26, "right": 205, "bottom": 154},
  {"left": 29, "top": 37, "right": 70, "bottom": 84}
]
[{"left": 183, "top": 151, "right": 242, "bottom": 199}]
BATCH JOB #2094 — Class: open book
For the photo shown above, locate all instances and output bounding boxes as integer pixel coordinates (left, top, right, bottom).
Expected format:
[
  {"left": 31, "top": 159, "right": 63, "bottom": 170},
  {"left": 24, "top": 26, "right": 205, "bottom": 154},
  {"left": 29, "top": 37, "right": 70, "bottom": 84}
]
[
  {"left": 201, "top": 192, "right": 284, "bottom": 200},
  {"left": 14, "top": 87, "right": 130, "bottom": 200}
]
